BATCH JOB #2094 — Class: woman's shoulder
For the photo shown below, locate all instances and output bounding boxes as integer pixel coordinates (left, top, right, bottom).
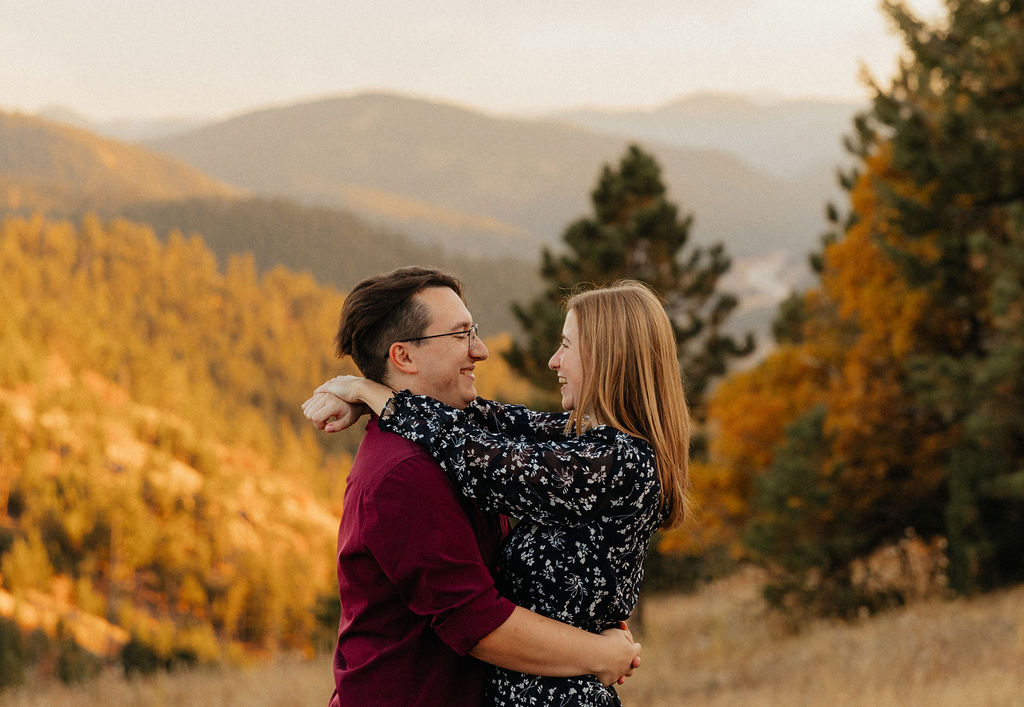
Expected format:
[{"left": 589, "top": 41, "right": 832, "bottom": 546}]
[{"left": 582, "top": 423, "right": 654, "bottom": 454}]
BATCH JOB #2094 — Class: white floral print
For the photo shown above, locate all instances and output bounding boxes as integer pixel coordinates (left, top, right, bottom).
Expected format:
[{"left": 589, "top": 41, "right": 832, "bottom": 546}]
[{"left": 379, "top": 392, "right": 666, "bottom": 707}]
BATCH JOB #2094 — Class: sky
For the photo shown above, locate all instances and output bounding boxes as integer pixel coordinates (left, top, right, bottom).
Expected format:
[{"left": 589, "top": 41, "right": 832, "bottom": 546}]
[{"left": 2, "top": 0, "right": 947, "bottom": 122}]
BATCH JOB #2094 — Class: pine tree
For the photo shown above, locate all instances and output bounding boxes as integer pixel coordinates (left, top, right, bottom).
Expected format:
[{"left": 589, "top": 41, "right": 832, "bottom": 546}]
[
  {"left": 848, "top": 0, "right": 1024, "bottom": 591},
  {"left": 506, "top": 144, "right": 754, "bottom": 432}
]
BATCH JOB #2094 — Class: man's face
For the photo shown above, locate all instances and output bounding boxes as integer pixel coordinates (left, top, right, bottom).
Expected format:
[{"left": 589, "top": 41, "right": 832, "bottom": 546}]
[{"left": 403, "top": 287, "right": 488, "bottom": 409}]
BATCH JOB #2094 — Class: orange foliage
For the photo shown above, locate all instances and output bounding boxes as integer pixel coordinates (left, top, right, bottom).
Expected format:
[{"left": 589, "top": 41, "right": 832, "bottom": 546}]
[
  {"left": 687, "top": 146, "right": 946, "bottom": 556},
  {"left": 680, "top": 345, "right": 833, "bottom": 555}
]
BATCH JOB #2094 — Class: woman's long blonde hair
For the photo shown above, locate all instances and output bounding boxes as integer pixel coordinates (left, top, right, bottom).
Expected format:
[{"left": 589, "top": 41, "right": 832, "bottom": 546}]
[{"left": 565, "top": 280, "right": 690, "bottom": 529}]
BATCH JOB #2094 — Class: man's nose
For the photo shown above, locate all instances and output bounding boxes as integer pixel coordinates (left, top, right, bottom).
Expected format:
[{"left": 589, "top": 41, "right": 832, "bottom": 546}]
[{"left": 471, "top": 339, "right": 488, "bottom": 360}]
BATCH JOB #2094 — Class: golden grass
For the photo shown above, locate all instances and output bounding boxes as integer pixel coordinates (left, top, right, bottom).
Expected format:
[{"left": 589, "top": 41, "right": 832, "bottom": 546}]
[
  {"left": 617, "top": 566, "right": 1024, "bottom": 707},
  {"left": 2, "top": 653, "right": 334, "bottom": 707},
  {"left": 7, "top": 568, "right": 1023, "bottom": 706}
]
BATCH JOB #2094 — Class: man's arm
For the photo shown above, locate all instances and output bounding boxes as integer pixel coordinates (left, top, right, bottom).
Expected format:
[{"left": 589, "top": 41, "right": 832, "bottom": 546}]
[
  {"left": 472, "top": 607, "right": 640, "bottom": 687},
  {"left": 319, "top": 400, "right": 640, "bottom": 685}
]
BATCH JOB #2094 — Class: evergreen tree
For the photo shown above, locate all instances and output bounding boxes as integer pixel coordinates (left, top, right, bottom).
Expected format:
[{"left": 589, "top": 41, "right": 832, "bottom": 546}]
[
  {"left": 848, "top": 0, "right": 1024, "bottom": 592},
  {"left": 506, "top": 144, "right": 754, "bottom": 434}
]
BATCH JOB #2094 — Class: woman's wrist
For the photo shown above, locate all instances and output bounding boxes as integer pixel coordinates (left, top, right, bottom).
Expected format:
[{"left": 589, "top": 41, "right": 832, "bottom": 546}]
[{"left": 359, "top": 378, "right": 396, "bottom": 415}]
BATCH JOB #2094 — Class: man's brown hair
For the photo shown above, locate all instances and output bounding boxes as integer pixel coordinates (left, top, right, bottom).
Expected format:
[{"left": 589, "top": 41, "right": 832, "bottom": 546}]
[{"left": 334, "top": 266, "right": 464, "bottom": 383}]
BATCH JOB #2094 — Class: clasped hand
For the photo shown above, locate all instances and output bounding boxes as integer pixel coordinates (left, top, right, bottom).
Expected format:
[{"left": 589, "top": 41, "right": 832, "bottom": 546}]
[
  {"left": 301, "top": 375, "right": 370, "bottom": 433},
  {"left": 600, "top": 621, "right": 641, "bottom": 686}
]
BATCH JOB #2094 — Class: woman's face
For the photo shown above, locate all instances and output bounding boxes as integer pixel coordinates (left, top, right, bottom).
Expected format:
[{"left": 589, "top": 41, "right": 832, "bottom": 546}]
[{"left": 548, "top": 308, "right": 584, "bottom": 412}]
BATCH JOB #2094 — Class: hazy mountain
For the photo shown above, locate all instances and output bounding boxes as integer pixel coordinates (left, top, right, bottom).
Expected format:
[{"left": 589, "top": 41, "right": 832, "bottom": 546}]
[
  {"left": 37, "top": 104, "right": 209, "bottom": 142},
  {"left": 0, "top": 110, "right": 238, "bottom": 212},
  {"left": 0, "top": 109, "right": 536, "bottom": 335},
  {"left": 146, "top": 92, "right": 835, "bottom": 265},
  {"left": 2, "top": 92, "right": 858, "bottom": 347},
  {"left": 552, "top": 92, "right": 862, "bottom": 180}
]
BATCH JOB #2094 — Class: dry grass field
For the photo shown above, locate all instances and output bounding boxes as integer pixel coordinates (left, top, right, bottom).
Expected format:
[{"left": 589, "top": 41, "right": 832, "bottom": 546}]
[
  {"left": 616, "top": 567, "right": 1024, "bottom": 706},
  {"left": 6, "top": 567, "right": 1023, "bottom": 706}
]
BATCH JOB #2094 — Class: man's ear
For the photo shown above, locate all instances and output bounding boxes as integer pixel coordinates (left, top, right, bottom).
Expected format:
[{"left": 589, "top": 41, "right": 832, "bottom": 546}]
[{"left": 388, "top": 342, "right": 418, "bottom": 375}]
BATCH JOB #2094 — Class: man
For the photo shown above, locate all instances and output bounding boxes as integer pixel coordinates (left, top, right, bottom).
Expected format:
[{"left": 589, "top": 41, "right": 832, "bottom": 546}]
[{"left": 303, "top": 267, "right": 639, "bottom": 706}]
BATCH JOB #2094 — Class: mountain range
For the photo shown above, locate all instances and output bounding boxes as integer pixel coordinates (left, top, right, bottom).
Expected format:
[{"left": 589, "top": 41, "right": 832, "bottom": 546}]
[
  {"left": 3, "top": 90, "right": 865, "bottom": 342},
  {"left": 552, "top": 92, "right": 861, "bottom": 179},
  {"left": 0, "top": 110, "right": 237, "bottom": 212},
  {"left": 143, "top": 92, "right": 851, "bottom": 264}
]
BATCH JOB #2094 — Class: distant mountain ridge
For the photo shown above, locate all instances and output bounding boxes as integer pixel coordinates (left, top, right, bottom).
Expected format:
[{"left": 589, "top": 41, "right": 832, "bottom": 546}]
[
  {"left": 551, "top": 92, "right": 862, "bottom": 179},
  {"left": 145, "top": 91, "right": 837, "bottom": 263},
  {"left": 3, "top": 91, "right": 859, "bottom": 346},
  {"left": 0, "top": 109, "right": 538, "bottom": 333},
  {"left": 0, "top": 110, "right": 237, "bottom": 212},
  {"left": 37, "top": 104, "right": 210, "bottom": 142}
]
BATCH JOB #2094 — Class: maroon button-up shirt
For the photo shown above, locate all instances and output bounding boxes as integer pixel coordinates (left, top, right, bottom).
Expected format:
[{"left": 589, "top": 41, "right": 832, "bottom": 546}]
[{"left": 329, "top": 418, "right": 514, "bottom": 707}]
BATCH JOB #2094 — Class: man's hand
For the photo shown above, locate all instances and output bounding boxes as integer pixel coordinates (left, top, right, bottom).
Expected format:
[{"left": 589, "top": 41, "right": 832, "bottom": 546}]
[
  {"left": 595, "top": 621, "right": 641, "bottom": 687},
  {"left": 301, "top": 391, "right": 368, "bottom": 433}
]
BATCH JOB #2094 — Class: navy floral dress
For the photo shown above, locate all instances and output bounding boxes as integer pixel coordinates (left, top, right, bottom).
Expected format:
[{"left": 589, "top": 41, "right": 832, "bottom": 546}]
[{"left": 379, "top": 391, "right": 666, "bottom": 707}]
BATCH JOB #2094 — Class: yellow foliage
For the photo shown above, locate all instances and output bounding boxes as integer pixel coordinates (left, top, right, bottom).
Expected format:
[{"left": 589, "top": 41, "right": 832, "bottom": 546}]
[{"left": 0, "top": 213, "right": 351, "bottom": 663}]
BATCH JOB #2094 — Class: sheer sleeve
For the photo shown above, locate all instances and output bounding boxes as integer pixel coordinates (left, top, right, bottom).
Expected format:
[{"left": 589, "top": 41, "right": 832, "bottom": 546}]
[
  {"left": 463, "top": 397, "right": 569, "bottom": 442},
  {"left": 379, "top": 391, "right": 656, "bottom": 527}
]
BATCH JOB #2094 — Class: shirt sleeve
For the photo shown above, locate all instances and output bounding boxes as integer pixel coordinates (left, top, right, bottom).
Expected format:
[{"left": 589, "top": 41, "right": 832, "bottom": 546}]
[
  {"left": 360, "top": 453, "right": 515, "bottom": 655},
  {"left": 464, "top": 397, "right": 570, "bottom": 442},
  {"left": 379, "top": 391, "right": 656, "bottom": 527}
]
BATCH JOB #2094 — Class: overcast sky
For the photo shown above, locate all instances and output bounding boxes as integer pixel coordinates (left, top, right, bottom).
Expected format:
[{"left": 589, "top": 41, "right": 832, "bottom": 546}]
[{"left": 2, "top": 0, "right": 947, "bottom": 121}]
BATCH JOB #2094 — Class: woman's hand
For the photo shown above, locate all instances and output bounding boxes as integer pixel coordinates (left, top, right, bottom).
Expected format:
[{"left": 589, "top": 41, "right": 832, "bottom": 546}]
[
  {"left": 313, "top": 374, "right": 365, "bottom": 402},
  {"left": 301, "top": 391, "right": 368, "bottom": 433},
  {"left": 302, "top": 375, "right": 396, "bottom": 432},
  {"left": 315, "top": 375, "right": 395, "bottom": 417}
]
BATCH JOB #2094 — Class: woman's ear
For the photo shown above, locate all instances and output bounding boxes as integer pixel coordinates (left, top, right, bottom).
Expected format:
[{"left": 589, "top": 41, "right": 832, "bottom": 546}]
[{"left": 388, "top": 342, "right": 418, "bottom": 375}]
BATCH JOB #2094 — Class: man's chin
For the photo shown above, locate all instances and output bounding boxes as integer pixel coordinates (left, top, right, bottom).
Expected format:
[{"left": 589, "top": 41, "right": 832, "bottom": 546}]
[{"left": 446, "top": 388, "right": 477, "bottom": 410}]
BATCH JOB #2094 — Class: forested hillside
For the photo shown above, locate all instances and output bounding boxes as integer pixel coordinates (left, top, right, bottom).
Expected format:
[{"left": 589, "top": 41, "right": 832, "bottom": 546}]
[
  {"left": 0, "top": 214, "right": 359, "bottom": 677},
  {"left": 121, "top": 197, "right": 539, "bottom": 335},
  {"left": 667, "top": 0, "right": 1024, "bottom": 614}
]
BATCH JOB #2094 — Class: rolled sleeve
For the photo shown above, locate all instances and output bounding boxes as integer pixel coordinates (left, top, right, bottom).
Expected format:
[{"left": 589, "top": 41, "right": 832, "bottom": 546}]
[{"left": 361, "top": 454, "right": 515, "bottom": 655}]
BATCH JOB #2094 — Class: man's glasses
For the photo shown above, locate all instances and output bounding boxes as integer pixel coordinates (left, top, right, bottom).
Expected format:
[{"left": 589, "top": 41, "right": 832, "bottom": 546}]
[{"left": 398, "top": 324, "right": 479, "bottom": 351}]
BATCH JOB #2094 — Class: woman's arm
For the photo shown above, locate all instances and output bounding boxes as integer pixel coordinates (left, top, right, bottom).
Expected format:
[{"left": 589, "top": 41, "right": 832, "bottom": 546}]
[
  {"left": 465, "top": 398, "right": 569, "bottom": 442},
  {"left": 307, "top": 375, "right": 568, "bottom": 440},
  {"left": 379, "top": 391, "right": 654, "bottom": 527},
  {"left": 307, "top": 378, "right": 657, "bottom": 527},
  {"left": 301, "top": 392, "right": 370, "bottom": 432},
  {"left": 302, "top": 376, "right": 393, "bottom": 433}
]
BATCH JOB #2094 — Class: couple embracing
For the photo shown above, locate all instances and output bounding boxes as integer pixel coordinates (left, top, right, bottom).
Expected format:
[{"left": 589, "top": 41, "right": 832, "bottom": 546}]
[{"left": 303, "top": 266, "right": 689, "bottom": 707}]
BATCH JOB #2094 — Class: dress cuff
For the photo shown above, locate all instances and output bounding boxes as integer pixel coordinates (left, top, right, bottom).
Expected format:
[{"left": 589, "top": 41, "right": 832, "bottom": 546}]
[{"left": 379, "top": 388, "right": 410, "bottom": 420}]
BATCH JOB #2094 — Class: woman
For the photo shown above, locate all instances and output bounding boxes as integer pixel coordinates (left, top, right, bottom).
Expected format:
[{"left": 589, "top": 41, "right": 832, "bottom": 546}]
[{"left": 305, "top": 280, "right": 689, "bottom": 706}]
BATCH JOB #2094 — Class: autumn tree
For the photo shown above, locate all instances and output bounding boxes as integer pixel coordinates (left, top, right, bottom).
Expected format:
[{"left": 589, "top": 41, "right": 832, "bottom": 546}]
[
  {"left": 698, "top": 148, "right": 947, "bottom": 609},
  {"left": 506, "top": 144, "right": 754, "bottom": 433},
  {"left": 847, "top": 0, "right": 1024, "bottom": 592},
  {"left": 707, "top": 0, "right": 1024, "bottom": 612}
]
